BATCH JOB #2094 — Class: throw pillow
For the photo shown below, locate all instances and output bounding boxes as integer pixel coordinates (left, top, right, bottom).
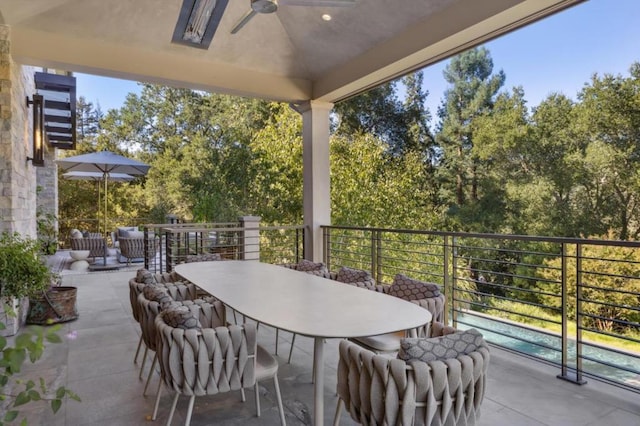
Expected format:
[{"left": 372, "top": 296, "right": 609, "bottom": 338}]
[
  {"left": 389, "top": 274, "right": 441, "bottom": 300},
  {"left": 117, "top": 226, "right": 138, "bottom": 239},
  {"left": 123, "top": 230, "right": 144, "bottom": 239},
  {"left": 142, "top": 284, "right": 174, "bottom": 309},
  {"left": 136, "top": 268, "right": 156, "bottom": 284},
  {"left": 296, "top": 259, "right": 326, "bottom": 272},
  {"left": 295, "top": 260, "right": 330, "bottom": 278},
  {"left": 82, "top": 231, "right": 90, "bottom": 238},
  {"left": 303, "top": 268, "right": 330, "bottom": 277},
  {"left": 70, "top": 229, "right": 83, "bottom": 239},
  {"left": 336, "top": 266, "right": 372, "bottom": 284},
  {"left": 162, "top": 306, "right": 202, "bottom": 330},
  {"left": 398, "top": 329, "right": 486, "bottom": 362}
]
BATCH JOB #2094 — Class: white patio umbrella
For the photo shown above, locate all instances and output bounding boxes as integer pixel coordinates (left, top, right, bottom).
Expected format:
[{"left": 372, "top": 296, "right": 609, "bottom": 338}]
[{"left": 57, "top": 151, "right": 150, "bottom": 235}]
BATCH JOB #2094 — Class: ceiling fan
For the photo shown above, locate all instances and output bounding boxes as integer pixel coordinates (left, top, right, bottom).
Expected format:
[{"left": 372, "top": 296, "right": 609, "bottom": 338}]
[{"left": 231, "top": 0, "right": 356, "bottom": 35}]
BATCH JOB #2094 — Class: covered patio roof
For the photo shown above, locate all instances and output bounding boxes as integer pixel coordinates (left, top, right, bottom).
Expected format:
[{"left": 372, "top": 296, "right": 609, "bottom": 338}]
[{"left": 1, "top": 0, "right": 584, "bottom": 103}]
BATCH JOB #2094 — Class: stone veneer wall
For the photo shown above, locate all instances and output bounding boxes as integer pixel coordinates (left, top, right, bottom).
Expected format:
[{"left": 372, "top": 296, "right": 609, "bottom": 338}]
[
  {"left": 36, "top": 142, "right": 58, "bottom": 234},
  {"left": 0, "top": 24, "right": 39, "bottom": 237}
]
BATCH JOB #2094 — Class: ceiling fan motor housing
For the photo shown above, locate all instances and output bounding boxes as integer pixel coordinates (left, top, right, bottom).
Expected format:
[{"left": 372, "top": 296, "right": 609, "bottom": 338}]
[{"left": 252, "top": 0, "right": 279, "bottom": 14}]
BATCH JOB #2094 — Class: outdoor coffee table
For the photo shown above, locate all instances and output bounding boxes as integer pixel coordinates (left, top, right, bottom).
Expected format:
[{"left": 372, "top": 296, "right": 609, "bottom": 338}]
[{"left": 175, "top": 260, "right": 432, "bottom": 426}]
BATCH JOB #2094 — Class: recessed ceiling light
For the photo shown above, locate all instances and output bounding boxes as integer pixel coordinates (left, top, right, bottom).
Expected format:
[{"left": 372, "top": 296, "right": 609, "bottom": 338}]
[{"left": 322, "top": 14, "right": 332, "bottom": 21}]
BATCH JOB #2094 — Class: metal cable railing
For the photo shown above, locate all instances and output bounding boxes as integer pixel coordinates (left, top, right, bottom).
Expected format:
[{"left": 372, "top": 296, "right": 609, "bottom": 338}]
[
  {"left": 143, "top": 222, "right": 305, "bottom": 273},
  {"left": 321, "top": 225, "right": 640, "bottom": 394}
]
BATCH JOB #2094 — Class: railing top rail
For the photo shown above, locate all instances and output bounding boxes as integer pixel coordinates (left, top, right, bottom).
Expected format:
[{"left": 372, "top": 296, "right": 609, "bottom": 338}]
[
  {"left": 157, "top": 224, "right": 305, "bottom": 233},
  {"left": 144, "top": 222, "right": 239, "bottom": 229},
  {"left": 321, "top": 225, "right": 640, "bottom": 248},
  {"left": 252, "top": 224, "right": 305, "bottom": 232}
]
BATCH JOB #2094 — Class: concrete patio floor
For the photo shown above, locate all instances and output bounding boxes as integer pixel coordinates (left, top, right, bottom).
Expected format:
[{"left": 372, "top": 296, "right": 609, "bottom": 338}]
[{"left": 13, "top": 269, "right": 640, "bottom": 425}]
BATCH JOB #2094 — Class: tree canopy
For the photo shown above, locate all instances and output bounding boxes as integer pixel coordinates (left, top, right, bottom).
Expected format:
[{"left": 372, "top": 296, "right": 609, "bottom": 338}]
[{"left": 60, "top": 50, "right": 640, "bottom": 243}]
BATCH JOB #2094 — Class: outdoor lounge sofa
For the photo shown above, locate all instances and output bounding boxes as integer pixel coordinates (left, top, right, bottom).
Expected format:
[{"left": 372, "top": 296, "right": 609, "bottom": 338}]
[{"left": 69, "top": 229, "right": 107, "bottom": 262}]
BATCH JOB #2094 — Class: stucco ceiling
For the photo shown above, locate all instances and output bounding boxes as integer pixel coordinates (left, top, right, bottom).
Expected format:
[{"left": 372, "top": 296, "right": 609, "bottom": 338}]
[{"left": 0, "top": 0, "right": 584, "bottom": 103}]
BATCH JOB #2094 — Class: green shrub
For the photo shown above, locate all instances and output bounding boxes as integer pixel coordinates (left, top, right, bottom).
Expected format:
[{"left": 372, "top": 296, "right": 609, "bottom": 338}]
[{"left": 0, "top": 233, "right": 52, "bottom": 299}]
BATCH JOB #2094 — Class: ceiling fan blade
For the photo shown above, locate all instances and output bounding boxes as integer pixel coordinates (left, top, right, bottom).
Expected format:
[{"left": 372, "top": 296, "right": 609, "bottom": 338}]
[
  {"left": 230, "top": 9, "right": 258, "bottom": 34},
  {"left": 279, "top": 0, "right": 356, "bottom": 6}
]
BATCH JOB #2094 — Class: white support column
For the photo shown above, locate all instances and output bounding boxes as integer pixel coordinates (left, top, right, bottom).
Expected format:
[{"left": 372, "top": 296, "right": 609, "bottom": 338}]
[
  {"left": 238, "top": 215, "right": 261, "bottom": 261},
  {"left": 293, "top": 100, "right": 333, "bottom": 262}
]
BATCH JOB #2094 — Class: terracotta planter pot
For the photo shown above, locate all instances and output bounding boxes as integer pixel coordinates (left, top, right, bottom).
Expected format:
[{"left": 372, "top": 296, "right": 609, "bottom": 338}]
[{"left": 27, "top": 286, "right": 78, "bottom": 325}]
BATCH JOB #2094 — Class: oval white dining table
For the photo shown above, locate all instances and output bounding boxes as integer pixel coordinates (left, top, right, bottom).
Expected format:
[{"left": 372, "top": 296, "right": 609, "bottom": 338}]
[{"left": 175, "top": 260, "right": 432, "bottom": 425}]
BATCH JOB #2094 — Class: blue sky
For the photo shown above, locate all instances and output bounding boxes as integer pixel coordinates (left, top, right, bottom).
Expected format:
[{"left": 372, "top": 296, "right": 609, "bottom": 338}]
[{"left": 76, "top": 0, "right": 640, "bottom": 120}]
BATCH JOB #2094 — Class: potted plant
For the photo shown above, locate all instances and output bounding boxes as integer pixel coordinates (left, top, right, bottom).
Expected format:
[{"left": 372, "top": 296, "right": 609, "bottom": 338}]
[
  {"left": 26, "top": 273, "right": 79, "bottom": 325},
  {"left": 0, "top": 232, "right": 81, "bottom": 423},
  {"left": 0, "top": 232, "right": 53, "bottom": 335}
]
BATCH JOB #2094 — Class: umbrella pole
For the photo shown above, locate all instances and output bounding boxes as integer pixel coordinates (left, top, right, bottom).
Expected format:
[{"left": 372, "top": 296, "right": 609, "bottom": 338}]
[
  {"left": 97, "top": 180, "right": 101, "bottom": 234},
  {"left": 104, "top": 173, "right": 108, "bottom": 265}
]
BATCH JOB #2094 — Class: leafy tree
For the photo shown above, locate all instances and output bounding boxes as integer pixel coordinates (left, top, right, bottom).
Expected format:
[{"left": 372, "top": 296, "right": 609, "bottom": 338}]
[
  {"left": 330, "top": 132, "right": 432, "bottom": 229},
  {"left": 538, "top": 241, "right": 640, "bottom": 333},
  {"left": 332, "top": 81, "right": 405, "bottom": 149},
  {"left": 333, "top": 71, "right": 435, "bottom": 157},
  {"left": 75, "top": 96, "right": 102, "bottom": 141},
  {"left": 471, "top": 87, "right": 530, "bottom": 233},
  {"left": 436, "top": 47, "right": 505, "bottom": 214},
  {"left": 573, "top": 64, "right": 640, "bottom": 239},
  {"left": 248, "top": 103, "right": 303, "bottom": 225},
  {"left": 400, "top": 71, "right": 434, "bottom": 156}
]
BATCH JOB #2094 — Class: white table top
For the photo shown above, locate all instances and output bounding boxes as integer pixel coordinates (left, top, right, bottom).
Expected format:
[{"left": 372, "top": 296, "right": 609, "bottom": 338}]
[{"left": 175, "top": 260, "right": 432, "bottom": 339}]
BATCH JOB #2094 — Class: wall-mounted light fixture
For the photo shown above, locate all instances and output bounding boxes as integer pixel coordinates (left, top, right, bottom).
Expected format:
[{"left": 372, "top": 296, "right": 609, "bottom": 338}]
[
  {"left": 34, "top": 72, "right": 76, "bottom": 150},
  {"left": 26, "top": 94, "right": 45, "bottom": 167},
  {"left": 172, "top": 0, "right": 228, "bottom": 49}
]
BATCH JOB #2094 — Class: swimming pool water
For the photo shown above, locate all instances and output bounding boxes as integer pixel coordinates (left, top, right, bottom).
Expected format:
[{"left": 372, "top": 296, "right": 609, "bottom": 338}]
[{"left": 456, "top": 312, "right": 640, "bottom": 386}]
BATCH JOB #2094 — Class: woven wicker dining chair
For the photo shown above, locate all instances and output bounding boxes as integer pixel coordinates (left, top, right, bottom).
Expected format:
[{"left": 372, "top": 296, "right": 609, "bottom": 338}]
[
  {"left": 334, "top": 323, "right": 490, "bottom": 426},
  {"left": 153, "top": 305, "right": 286, "bottom": 426},
  {"left": 349, "top": 273, "right": 447, "bottom": 355},
  {"left": 128, "top": 269, "right": 199, "bottom": 368}
]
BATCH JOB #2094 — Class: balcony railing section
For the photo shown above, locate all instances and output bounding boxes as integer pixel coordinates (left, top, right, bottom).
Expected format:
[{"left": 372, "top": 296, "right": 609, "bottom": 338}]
[
  {"left": 322, "top": 225, "right": 640, "bottom": 394},
  {"left": 143, "top": 222, "right": 304, "bottom": 273}
]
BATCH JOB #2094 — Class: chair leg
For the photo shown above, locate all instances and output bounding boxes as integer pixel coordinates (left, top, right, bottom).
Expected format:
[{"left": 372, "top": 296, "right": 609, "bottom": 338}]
[
  {"left": 144, "top": 353, "right": 158, "bottom": 396},
  {"left": 184, "top": 395, "right": 196, "bottom": 426},
  {"left": 333, "top": 399, "right": 344, "bottom": 426},
  {"left": 287, "top": 333, "right": 296, "bottom": 364},
  {"left": 273, "top": 374, "right": 286, "bottom": 426},
  {"left": 240, "top": 387, "right": 246, "bottom": 402},
  {"left": 152, "top": 379, "right": 163, "bottom": 420},
  {"left": 255, "top": 381, "right": 261, "bottom": 417},
  {"left": 275, "top": 328, "right": 279, "bottom": 355},
  {"left": 139, "top": 346, "right": 149, "bottom": 379},
  {"left": 167, "top": 392, "right": 180, "bottom": 426},
  {"left": 134, "top": 334, "right": 143, "bottom": 364}
]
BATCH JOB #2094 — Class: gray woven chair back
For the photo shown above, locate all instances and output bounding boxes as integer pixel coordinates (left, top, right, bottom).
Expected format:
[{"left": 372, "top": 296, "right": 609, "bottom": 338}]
[
  {"left": 137, "top": 294, "right": 225, "bottom": 353},
  {"left": 336, "top": 324, "right": 490, "bottom": 426},
  {"left": 70, "top": 235, "right": 107, "bottom": 258},
  {"left": 130, "top": 275, "right": 198, "bottom": 303},
  {"left": 376, "top": 284, "right": 446, "bottom": 324},
  {"left": 155, "top": 314, "right": 258, "bottom": 396}
]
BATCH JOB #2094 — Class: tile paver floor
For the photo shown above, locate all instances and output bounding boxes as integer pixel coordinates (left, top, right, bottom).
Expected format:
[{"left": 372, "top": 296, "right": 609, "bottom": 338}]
[{"left": 10, "top": 268, "right": 640, "bottom": 425}]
